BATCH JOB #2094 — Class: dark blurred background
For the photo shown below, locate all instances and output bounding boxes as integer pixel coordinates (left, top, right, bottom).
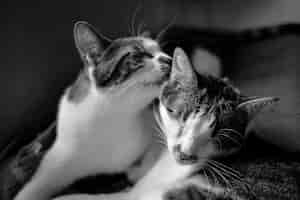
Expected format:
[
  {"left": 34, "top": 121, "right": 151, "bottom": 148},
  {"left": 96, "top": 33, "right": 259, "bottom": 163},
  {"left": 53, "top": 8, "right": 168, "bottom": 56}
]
[{"left": 1, "top": 0, "right": 300, "bottom": 157}]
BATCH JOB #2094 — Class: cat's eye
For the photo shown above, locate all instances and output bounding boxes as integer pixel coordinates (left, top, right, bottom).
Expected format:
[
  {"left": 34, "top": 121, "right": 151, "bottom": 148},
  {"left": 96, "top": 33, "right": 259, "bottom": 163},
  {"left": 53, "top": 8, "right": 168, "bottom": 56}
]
[
  {"left": 138, "top": 51, "right": 153, "bottom": 59},
  {"left": 166, "top": 107, "right": 175, "bottom": 113},
  {"left": 130, "top": 51, "right": 153, "bottom": 60}
]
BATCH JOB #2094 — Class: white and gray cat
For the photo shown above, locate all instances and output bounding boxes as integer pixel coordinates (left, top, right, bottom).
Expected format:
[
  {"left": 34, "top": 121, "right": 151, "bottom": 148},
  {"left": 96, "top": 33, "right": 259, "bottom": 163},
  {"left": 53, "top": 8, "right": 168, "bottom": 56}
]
[
  {"left": 7, "top": 21, "right": 171, "bottom": 200},
  {"left": 154, "top": 47, "right": 300, "bottom": 200},
  {"left": 53, "top": 48, "right": 279, "bottom": 200},
  {"left": 153, "top": 48, "right": 280, "bottom": 199}
]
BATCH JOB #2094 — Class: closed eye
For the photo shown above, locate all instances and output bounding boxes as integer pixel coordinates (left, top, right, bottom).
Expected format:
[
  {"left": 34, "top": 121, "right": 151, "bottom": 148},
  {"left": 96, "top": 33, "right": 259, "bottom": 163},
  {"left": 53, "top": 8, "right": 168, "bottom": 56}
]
[
  {"left": 129, "top": 51, "right": 153, "bottom": 62},
  {"left": 132, "top": 44, "right": 154, "bottom": 59},
  {"left": 166, "top": 107, "right": 175, "bottom": 113},
  {"left": 139, "top": 51, "right": 153, "bottom": 59}
]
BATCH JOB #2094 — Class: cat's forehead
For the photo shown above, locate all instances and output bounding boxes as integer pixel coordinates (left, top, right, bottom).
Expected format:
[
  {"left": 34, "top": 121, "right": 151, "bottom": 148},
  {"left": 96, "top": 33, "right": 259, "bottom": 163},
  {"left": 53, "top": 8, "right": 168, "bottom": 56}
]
[
  {"left": 111, "top": 37, "right": 160, "bottom": 52},
  {"left": 140, "top": 37, "right": 160, "bottom": 51}
]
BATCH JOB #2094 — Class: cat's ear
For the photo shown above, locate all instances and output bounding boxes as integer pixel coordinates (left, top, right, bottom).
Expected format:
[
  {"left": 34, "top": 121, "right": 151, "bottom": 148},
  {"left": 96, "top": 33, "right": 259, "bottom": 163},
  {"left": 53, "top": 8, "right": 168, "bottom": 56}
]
[
  {"left": 74, "top": 21, "right": 111, "bottom": 66},
  {"left": 171, "top": 47, "right": 197, "bottom": 86},
  {"left": 237, "top": 96, "right": 279, "bottom": 121}
]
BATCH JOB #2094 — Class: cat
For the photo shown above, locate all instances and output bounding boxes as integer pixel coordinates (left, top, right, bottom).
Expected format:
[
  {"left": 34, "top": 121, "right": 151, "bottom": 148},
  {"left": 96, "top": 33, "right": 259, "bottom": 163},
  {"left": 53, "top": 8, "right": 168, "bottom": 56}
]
[
  {"left": 159, "top": 24, "right": 300, "bottom": 152},
  {"left": 57, "top": 25, "right": 300, "bottom": 200},
  {"left": 152, "top": 47, "right": 280, "bottom": 199},
  {"left": 154, "top": 48, "right": 300, "bottom": 200},
  {"left": 2, "top": 21, "right": 172, "bottom": 200},
  {"left": 156, "top": 47, "right": 279, "bottom": 163},
  {"left": 52, "top": 47, "right": 280, "bottom": 200}
]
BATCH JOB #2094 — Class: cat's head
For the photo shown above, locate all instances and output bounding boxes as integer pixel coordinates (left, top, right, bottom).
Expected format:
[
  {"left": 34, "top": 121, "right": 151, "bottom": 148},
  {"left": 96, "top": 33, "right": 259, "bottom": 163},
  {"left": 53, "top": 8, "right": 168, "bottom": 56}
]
[
  {"left": 154, "top": 47, "right": 279, "bottom": 165},
  {"left": 73, "top": 21, "right": 171, "bottom": 109}
]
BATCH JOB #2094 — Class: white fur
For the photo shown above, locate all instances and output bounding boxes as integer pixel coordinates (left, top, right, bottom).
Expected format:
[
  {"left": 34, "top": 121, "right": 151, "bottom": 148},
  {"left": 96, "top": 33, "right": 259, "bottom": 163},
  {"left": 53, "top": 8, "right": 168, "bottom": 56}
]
[
  {"left": 15, "top": 70, "right": 157, "bottom": 200},
  {"left": 53, "top": 151, "right": 201, "bottom": 200},
  {"left": 51, "top": 102, "right": 216, "bottom": 200},
  {"left": 158, "top": 103, "right": 216, "bottom": 158},
  {"left": 15, "top": 38, "right": 172, "bottom": 200},
  {"left": 157, "top": 103, "right": 180, "bottom": 152}
]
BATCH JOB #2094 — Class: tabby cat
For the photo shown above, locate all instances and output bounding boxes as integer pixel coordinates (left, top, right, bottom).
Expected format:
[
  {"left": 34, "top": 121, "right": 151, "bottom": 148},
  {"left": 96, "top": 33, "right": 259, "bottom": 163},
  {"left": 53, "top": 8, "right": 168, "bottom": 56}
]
[
  {"left": 2, "top": 21, "right": 171, "bottom": 200},
  {"left": 53, "top": 48, "right": 293, "bottom": 200},
  {"left": 153, "top": 48, "right": 300, "bottom": 200}
]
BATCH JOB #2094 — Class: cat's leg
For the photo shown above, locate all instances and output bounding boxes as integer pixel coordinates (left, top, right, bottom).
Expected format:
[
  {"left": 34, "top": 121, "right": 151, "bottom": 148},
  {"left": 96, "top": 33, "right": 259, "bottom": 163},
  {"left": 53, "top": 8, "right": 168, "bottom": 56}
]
[
  {"left": 162, "top": 175, "right": 229, "bottom": 200},
  {"left": 126, "top": 142, "right": 163, "bottom": 182}
]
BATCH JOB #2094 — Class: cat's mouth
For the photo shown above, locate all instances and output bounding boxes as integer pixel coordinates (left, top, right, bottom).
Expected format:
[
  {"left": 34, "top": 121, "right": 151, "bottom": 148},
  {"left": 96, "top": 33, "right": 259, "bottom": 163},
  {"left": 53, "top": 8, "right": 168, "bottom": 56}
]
[{"left": 174, "top": 152, "right": 199, "bottom": 165}]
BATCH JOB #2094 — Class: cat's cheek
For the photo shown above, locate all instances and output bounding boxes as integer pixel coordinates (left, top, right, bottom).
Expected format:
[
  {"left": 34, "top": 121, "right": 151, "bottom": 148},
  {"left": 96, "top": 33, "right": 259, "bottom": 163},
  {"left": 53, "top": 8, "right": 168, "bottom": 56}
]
[
  {"left": 160, "top": 106, "right": 180, "bottom": 132},
  {"left": 208, "top": 141, "right": 221, "bottom": 157},
  {"left": 139, "top": 60, "right": 167, "bottom": 84},
  {"left": 197, "top": 141, "right": 217, "bottom": 159}
]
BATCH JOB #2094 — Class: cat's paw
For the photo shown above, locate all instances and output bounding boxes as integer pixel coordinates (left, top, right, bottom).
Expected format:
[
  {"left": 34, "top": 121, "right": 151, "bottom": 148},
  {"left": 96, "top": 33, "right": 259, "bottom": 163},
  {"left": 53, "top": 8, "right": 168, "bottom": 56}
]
[{"left": 163, "top": 184, "right": 215, "bottom": 200}]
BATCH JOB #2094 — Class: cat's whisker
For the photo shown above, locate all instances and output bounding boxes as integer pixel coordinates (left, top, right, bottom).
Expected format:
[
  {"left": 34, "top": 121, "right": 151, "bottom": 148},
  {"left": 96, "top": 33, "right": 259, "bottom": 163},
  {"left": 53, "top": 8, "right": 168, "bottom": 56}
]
[
  {"left": 210, "top": 163, "right": 239, "bottom": 189},
  {"left": 159, "top": 39, "right": 178, "bottom": 49},
  {"left": 209, "top": 160, "right": 241, "bottom": 176},
  {"left": 130, "top": 3, "right": 143, "bottom": 36},
  {"left": 153, "top": 130, "right": 163, "bottom": 140},
  {"left": 156, "top": 15, "right": 177, "bottom": 42},
  {"left": 217, "top": 133, "right": 241, "bottom": 146},
  {"left": 219, "top": 129, "right": 242, "bottom": 137},
  {"left": 205, "top": 166, "right": 219, "bottom": 187},
  {"left": 207, "top": 162, "right": 232, "bottom": 189},
  {"left": 159, "top": 38, "right": 189, "bottom": 49},
  {"left": 211, "top": 167, "right": 231, "bottom": 189},
  {"left": 153, "top": 132, "right": 167, "bottom": 144},
  {"left": 208, "top": 160, "right": 243, "bottom": 181},
  {"left": 208, "top": 162, "right": 236, "bottom": 182},
  {"left": 137, "top": 21, "right": 146, "bottom": 36},
  {"left": 154, "top": 138, "right": 167, "bottom": 147},
  {"left": 202, "top": 169, "right": 212, "bottom": 189},
  {"left": 155, "top": 141, "right": 166, "bottom": 147},
  {"left": 213, "top": 137, "right": 223, "bottom": 152},
  {"left": 154, "top": 126, "right": 166, "bottom": 141}
]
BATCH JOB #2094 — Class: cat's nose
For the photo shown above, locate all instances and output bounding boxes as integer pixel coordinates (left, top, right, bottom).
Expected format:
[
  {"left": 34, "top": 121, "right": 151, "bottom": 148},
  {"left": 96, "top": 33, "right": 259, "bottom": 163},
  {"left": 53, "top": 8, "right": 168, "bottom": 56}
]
[
  {"left": 155, "top": 53, "right": 172, "bottom": 75},
  {"left": 173, "top": 144, "right": 198, "bottom": 164},
  {"left": 158, "top": 54, "right": 172, "bottom": 66}
]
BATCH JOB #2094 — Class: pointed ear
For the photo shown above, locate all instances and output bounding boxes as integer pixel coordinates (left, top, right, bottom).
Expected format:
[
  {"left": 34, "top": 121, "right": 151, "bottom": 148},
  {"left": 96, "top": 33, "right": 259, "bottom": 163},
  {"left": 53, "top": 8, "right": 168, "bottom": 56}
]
[
  {"left": 74, "top": 21, "right": 110, "bottom": 66},
  {"left": 237, "top": 96, "right": 280, "bottom": 121},
  {"left": 171, "top": 47, "right": 197, "bottom": 86}
]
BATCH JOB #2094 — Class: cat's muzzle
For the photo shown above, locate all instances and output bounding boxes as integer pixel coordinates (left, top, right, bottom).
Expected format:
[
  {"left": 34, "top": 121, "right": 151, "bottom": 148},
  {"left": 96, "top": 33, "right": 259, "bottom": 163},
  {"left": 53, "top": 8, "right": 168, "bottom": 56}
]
[
  {"left": 173, "top": 144, "right": 198, "bottom": 165},
  {"left": 158, "top": 54, "right": 172, "bottom": 78}
]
